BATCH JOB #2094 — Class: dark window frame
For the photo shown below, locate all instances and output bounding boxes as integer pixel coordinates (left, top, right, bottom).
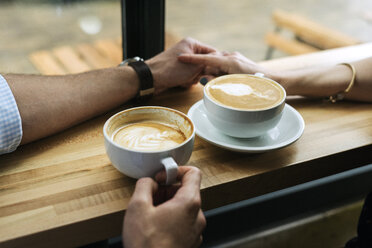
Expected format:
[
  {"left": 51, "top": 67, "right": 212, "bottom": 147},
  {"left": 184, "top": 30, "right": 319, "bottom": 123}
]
[{"left": 121, "top": 0, "right": 165, "bottom": 60}]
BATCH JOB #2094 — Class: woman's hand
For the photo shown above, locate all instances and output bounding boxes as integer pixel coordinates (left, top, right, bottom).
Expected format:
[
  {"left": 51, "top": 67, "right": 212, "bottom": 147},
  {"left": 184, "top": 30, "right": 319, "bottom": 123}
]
[{"left": 178, "top": 51, "right": 277, "bottom": 81}]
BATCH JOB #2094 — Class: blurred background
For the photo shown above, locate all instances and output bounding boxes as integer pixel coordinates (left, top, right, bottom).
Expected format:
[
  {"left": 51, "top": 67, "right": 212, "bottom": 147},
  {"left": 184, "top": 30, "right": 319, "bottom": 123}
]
[{"left": 1, "top": 0, "right": 372, "bottom": 74}]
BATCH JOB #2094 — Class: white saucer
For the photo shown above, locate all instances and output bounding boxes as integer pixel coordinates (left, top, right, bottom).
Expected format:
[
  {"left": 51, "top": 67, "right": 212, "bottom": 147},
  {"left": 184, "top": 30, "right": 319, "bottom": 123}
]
[{"left": 187, "top": 100, "right": 305, "bottom": 153}]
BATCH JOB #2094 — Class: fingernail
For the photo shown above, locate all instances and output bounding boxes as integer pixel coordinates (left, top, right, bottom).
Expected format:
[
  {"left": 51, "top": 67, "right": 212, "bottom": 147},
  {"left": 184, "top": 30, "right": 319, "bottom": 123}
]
[{"left": 200, "top": 77, "right": 208, "bottom": 85}]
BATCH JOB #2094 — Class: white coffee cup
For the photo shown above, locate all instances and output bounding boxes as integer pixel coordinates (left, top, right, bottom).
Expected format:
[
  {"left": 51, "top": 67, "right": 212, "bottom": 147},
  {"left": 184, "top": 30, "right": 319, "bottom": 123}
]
[
  {"left": 103, "top": 106, "right": 195, "bottom": 185},
  {"left": 203, "top": 73, "right": 286, "bottom": 138}
]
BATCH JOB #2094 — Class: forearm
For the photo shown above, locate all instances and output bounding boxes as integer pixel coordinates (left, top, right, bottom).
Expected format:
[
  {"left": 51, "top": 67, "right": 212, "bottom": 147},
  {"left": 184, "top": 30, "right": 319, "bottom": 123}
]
[
  {"left": 4, "top": 67, "right": 139, "bottom": 144},
  {"left": 274, "top": 57, "right": 372, "bottom": 102}
]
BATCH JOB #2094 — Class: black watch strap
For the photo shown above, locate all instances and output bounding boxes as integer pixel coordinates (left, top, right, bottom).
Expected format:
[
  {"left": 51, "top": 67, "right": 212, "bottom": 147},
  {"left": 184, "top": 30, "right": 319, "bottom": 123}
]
[
  {"left": 119, "top": 57, "right": 154, "bottom": 101},
  {"left": 128, "top": 60, "right": 154, "bottom": 99}
]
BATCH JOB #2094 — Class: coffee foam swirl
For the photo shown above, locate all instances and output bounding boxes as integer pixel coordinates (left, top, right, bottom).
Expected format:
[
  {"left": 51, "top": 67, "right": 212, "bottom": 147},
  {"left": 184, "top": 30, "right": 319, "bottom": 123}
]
[
  {"left": 210, "top": 83, "right": 275, "bottom": 100},
  {"left": 112, "top": 121, "right": 186, "bottom": 151},
  {"left": 206, "top": 76, "right": 284, "bottom": 110},
  {"left": 211, "top": 83, "right": 252, "bottom": 96}
]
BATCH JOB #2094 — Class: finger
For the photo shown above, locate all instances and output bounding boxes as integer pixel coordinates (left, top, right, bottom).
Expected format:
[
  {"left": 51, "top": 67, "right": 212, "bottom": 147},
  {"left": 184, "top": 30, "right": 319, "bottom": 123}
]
[
  {"left": 203, "top": 65, "right": 220, "bottom": 76},
  {"left": 192, "top": 211, "right": 206, "bottom": 247},
  {"left": 155, "top": 166, "right": 201, "bottom": 184},
  {"left": 178, "top": 54, "right": 228, "bottom": 69},
  {"left": 199, "top": 75, "right": 215, "bottom": 85},
  {"left": 153, "top": 184, "right": 181, "bottom": 205},
  {"left": 174, "top": 166, "right": 202, "bottom": 203},
  {"left": 195, "top": 209, "right": 207, "bottom": 234},
  {"left": 191, "top": 39, "right": 217, "bottom": 54},
  {"left": 180, "top": 81, "right": 199, "bottom": 89},
  {"left": 130, "top": 177, "right": 158, "bottom": 206},
  {"left": 195, "top": 42, "right": 217, "bottom": 54},
  {"left": 155, "top": 169, "right": 167, "bottom": 184}
]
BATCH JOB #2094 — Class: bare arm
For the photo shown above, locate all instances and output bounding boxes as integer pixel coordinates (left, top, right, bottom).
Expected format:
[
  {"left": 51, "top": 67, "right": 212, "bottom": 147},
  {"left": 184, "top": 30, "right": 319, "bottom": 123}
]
[
  {"left": 274, "top": 57, "right": 372, "bottom": 102},
  {"left": 178, "top": 52, "right": 372, "bottom": 102},
  {"left": 4, "top": 67, "right": 139, "bottom": 144}
]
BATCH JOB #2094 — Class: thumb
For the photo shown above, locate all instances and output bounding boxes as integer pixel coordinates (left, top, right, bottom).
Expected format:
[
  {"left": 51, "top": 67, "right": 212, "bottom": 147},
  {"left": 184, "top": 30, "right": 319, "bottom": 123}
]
[{"left": 130, "top": 177, "right": 158, "bottom": 206}]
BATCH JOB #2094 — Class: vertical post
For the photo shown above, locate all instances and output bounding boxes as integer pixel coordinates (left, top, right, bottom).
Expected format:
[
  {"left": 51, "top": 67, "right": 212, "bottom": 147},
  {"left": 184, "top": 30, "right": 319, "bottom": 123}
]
[{"left": 121, "top": 0, "right": 165, "bottom": 60}]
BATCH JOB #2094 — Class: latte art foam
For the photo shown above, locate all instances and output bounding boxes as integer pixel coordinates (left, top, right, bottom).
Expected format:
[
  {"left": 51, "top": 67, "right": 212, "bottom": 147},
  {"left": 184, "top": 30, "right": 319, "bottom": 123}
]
[
  {"left": 206, "top": 75, "right": 284, "bottom": 110},
  {"left": 210, "top": 83, "right": 275, "bottom": 100},
  {"left": 211, "top": 83, "right": 253, "bottom": 96},
  {"left": 112, "top": 121, "right": 186, "bottom": 151}
]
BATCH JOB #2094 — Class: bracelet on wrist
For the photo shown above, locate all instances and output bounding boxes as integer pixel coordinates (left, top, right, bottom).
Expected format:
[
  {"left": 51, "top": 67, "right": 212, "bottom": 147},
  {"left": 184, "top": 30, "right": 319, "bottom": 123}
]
[{"left": 328, "top": 63, "right": 356, "bottom": 103}]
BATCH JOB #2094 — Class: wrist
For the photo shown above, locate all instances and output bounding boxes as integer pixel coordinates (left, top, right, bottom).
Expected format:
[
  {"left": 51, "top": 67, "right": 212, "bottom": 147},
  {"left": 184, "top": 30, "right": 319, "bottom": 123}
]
[
  {"left": 264, "top": 70, "right": 295, "bottom": 94},
  {"left": 145, "top": 58, "right": 163, "bottom": 94},
  {"left": 274, "top": 65, "right": 352, "bottom": 98},
  {"left": 115, "top": 66, "right": 140, "bottom": 97},
  {"left": 119, "top": 57, "right": 154, "bottom": 100}
]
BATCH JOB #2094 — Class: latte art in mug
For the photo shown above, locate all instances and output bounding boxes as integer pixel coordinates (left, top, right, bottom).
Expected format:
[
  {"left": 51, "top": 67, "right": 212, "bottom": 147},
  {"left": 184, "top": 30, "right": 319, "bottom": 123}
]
[
  {"left": 205, "top": 75, "right": 284, "bottom": 110},
  {"left": 112, "top": 121, "right": 186, "bottom": 151}
]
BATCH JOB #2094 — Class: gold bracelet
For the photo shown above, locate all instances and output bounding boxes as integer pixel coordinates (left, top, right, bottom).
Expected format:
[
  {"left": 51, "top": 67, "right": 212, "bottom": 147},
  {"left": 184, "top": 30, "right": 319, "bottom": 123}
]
[{"left": 328, "top": 63, "right": 356, "bottom": 103}]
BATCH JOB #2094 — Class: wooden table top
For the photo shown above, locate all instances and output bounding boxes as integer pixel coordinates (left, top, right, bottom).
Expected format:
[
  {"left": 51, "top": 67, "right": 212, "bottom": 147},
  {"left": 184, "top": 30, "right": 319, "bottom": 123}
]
[{"left": 1, "top": 42, "right": 372, "bottom": 248}]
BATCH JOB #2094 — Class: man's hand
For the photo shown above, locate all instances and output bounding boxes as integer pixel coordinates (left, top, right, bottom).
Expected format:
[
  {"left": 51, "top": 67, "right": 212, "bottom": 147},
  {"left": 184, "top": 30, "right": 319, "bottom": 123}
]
[
  {"left": 123, "top": 166, "right": 206, "bottom": 248},
  {"left": 146, "top": 37, "right": 216, "bottom": 94}
]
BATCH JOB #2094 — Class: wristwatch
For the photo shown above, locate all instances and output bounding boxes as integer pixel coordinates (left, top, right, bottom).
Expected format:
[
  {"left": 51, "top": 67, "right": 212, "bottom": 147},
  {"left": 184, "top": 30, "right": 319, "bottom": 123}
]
[{"left": 119, "top": 56, "right": 154, "bottom": 101}]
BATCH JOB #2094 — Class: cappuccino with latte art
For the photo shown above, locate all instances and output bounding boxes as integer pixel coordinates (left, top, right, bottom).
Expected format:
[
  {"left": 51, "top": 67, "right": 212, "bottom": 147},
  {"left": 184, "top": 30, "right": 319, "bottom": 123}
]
[
  {"left": 203, "top": 74, "right": 286, "bottom": 138},
  {"left": 112, "top": 121, "right": 186, "bottom": 151},
  {"left": 205, "top": 74, "right": 284, "bottom": 110},
  {"left": 103, "top": 106, "right": 195, "bottom": 184}
]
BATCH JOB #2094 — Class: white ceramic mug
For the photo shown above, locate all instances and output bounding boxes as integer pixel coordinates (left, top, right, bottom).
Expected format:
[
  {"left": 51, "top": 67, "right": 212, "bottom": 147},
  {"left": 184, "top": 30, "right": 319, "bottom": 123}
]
[
  {"left": 203, "top": 73, "right": 286, "bottom": 138},
  {"left": 103, "top": 106, "right": 195, "bottom": 185}
]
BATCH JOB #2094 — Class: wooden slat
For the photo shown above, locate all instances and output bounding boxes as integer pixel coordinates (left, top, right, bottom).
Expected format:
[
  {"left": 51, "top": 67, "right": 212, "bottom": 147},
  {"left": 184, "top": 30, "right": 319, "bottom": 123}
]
[
  {"left": 93, "top": 40, "right": 122, "bottom": 64},
  {"left": 52, "top": 46, "right": 92, "bottom": 74},
  {"left": 273, "top": 9, "right": 360, "bottom": 49},
  {"left": 265, "top": 32, "right": 320, "bottom": 55},
  {"left": 75, "top": 43, "right": 116, "bottom": 69},
  {"left": 28, "top": 51, "right": 67, "bottom": 75}
]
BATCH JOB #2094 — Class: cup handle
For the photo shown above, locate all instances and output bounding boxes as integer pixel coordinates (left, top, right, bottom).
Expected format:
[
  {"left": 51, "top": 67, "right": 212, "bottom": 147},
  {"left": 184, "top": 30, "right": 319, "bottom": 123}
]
[{"left": 161, "top": 157, "right": 179, "bottom": 185}]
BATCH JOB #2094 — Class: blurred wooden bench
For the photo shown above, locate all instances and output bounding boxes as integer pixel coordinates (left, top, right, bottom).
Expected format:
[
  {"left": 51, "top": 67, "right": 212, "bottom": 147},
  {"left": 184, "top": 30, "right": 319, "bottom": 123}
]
[
  {"left": 265, "top": 9, "right": 361, "bottom": 58},
  {"left": 29, "top": 33, "right": 181, "bottom": 75}
]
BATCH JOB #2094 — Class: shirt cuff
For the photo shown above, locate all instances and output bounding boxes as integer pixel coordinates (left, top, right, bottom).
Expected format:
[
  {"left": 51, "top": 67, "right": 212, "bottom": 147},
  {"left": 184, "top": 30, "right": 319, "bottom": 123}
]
[{"left": 0, "top": 74, "right": 23, "bottom": 155}]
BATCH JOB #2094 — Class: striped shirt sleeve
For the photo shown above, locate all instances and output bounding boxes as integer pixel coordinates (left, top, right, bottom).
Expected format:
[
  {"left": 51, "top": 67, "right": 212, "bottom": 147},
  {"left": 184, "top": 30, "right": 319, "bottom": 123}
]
[{"left": 0, "top": 74, "right": 22, "bottom": 155}]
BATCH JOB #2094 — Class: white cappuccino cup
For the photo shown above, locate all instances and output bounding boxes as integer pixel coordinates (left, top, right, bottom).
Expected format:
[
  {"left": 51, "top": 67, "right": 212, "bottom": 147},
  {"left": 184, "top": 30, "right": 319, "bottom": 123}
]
[
  {"left": 203, "top": 73, "right": 286, "bottom": 138},
  {"left": 103, "top": 106, "right": 195, "bottom": 185}
]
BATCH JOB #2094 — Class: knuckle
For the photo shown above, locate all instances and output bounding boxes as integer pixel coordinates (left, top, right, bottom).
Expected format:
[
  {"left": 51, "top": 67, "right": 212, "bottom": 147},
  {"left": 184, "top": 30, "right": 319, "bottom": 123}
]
[
  {"left": 188, "top": 196, "right": 202, "bottom": 210},
  {"left": 180, "top": 195, "right": 202, "bottom": 212},
  {"left": 232, "top": 59, "right": 241, "bottom": 67},
  {"left": 128, "top": 197, "right": 147, "bottom": 208},
  {"left": 182, "top": 36, "right": 193, "bottom": 43},
  {"left": 189, "top": 166, "right": 202, "bottom": 176},
  {"left": 136, "top": 177, "right": 152, "bottom": 186}
]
